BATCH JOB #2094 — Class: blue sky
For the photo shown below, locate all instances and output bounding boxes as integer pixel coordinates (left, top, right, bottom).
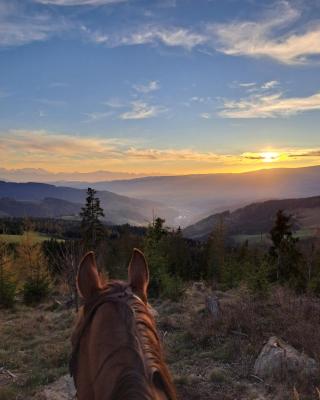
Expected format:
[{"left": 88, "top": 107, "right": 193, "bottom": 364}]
[{"left": 1, "top": 0, "right": 320, "bottom": 178}]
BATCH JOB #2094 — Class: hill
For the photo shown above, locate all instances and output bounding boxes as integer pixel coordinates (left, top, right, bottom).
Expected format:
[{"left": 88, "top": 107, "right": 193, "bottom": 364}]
[
  {"left": 55, "top": 165, "right": 320, "bottom": 226},
  {"left": 0, "top": 197, "right": 81, "bottom": 219},
  {"left": 183, "top": 195, "right": 320, "bottom": 240},
  {"left": 0, "top": 181, "right": 178, "bottom": 226}
]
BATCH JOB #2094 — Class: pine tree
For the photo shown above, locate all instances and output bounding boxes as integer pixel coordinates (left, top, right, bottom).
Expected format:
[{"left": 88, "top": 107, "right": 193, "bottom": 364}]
[
  {"left": 80, "top": 188, "right": 105, "bottom": 250},
  {"left": 269, "top": 209, "right": 302, "bottom": 286}
]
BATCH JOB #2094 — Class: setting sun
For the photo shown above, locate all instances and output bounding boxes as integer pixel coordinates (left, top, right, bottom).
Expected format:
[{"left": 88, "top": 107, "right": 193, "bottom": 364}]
[{"left": 261, "top": 152, "right": 280, "bottom": 163}]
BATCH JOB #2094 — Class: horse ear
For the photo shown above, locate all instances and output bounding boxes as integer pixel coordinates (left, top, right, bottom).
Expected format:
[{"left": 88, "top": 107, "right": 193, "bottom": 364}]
[
  {"left": 128, "top": 248, "right": 149, "bottom": 303},
  {"left": 77, "top": 252, "right": 102, "bottom": 299}
]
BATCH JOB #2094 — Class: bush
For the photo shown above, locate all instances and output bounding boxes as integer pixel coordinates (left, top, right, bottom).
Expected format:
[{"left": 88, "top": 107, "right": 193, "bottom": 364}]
[
  {"left": 0, "top": 278, "right": 16, "bottom": 308},
  {"left": 159, "top": 271, "right": 185, "bottom": 301},
  {"left": 247, "top": 260, "right": 270, "bottom": 297},
  {"left": 23, "top": 277, "right": 50, "bottom": 305}
]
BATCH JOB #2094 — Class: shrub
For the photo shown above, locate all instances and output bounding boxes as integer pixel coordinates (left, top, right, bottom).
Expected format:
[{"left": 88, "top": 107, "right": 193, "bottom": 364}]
[
  {"left": 160, "top": 271, "right": 185, "bottom": 301},
  {"left": 0, "top": 240, "right": 16, "bottom": 308},
  {"left": 23, "top": 277, "right": 50, "bottom": 305},
  {"left": 247, "top": 260, "right": 270, "bottom": 297},
  {"left": 0, "top": 277, "right": 16, "bottom": 308}
]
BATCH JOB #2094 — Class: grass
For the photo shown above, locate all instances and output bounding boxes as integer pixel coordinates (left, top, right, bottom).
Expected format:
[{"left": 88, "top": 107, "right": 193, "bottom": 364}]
[
  {"left": 0, "top": 303, "right": 74, "bottom": 399},
  {"left": 0, "top": 233, "right": 62, "bottom": 244},
  {"left": 1, "top": 285, "right": 320, "bottom": 399},
  {"left": 233, "top": 228, "right": 317, "bottom": 244}
]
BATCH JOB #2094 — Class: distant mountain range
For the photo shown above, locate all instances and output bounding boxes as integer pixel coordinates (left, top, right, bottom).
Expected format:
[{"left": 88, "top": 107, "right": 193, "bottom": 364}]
[
  {"left": 0, "top": 181, "right": 178, "bottom": 226},
  {"left": 0, "top": 168, "right": 149, "bottom": 182},
  {"left": 55, "top": 165, "right": 320, "bottom": 226},
  {"left": 183, "top": 195, "right": 320, "bottom": 240},
  {"left": 0, "top": 197, "right": 82, "bottom": 219},
  {"left": 1, "top": 165, "right": 319, "bottom": 228}
]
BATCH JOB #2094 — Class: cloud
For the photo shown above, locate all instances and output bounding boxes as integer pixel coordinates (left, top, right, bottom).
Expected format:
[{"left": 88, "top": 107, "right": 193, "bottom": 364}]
[
  {"left": 49, "top": 82, "right": 69, "bottom": 88},
  {"left": 84, "top": 25, "right": 207, "bottom": 50},
  {"left": 83, "top": 111, "right": 113, "bottom": 122},
  {"left": 219, "top": 90, "right": 320, "bottom": 118},
  {"left": 242, "top": 149, "right": 320, "bottom": 161},
  {"left": 0, "top": 129, "right": 225, "bottom": 165},
  {"left": 125, "top": 147, "right": 222, "bottom": 161},
  {"left": 200, "top": 113, "right": 211, "bottom": 119},
  {"left": 34, "top": 0, "right": 126, "bottom": 5},
  {"left": 0, "top": 130, "right": 126, "bottom": 162},
  {"left": 36, "top": 98, "right": 67, "bottom": 107},
  {"left": 103, "top": 98, "right": 125, "bottom": 108},
  {"left": 133, "top": 81, "right": 160, "bottom": 94},
  {"left": 287, "top": 150, "right": 320, "bottom": 158},
  {"left": 0, "top": 4, "right": 69, "bottom": 47},
  {"left": 261, "top": 80, "right": 279, "bottom": 89},
  {"left": 1, "top": 130, "right": 319, "bottom": 173},
  {"left": 120, "top": 101, "right": 166, "bottom": 120},
  {"left": 208, "top": 1, "right": 320, "bottom": 64},
  {"left": 238, "top": 82, "right": 256, "bottom": 88}
]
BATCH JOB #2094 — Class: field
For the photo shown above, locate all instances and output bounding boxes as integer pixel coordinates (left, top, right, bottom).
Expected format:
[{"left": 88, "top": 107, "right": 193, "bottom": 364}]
[
  {"left": 233, "top": 228, "right": 318, "bottom": 245},
  {"left": 0, "top": 233, "right": 62, "bottom": 244},
  {"left": 1, "top": 285, "right": 320, "bottom": 400}
]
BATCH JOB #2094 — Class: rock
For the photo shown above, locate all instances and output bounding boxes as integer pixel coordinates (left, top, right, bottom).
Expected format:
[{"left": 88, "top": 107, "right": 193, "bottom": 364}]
[
  {"left": 254, "top": 336, "right": 319, "bottom": 383},
  {"left": 205, "top": 295, "right": 221, "bottom": 321},
  {"left": 192, "top": 281, "right": 206, "bottom": 291},
  {"left": 36, "top": 375, "right": 75, "bottom": 400}
]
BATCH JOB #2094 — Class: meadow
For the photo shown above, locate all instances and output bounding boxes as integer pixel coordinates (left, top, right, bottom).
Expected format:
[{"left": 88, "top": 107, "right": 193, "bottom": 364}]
[
  {"left": 0, "top": 211, "right": 320, "bottom": 400},
  {"left": 1, "top": 285, "right": 320, "bottom": 400}
]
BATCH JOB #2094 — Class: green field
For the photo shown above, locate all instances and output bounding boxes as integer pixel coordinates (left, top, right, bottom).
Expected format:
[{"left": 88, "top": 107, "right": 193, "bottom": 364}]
[
  {"left": 0, "top": 233, "right": 62, "bottom": 244},
  {"left": 233, "top": 228, "right": 317, "bottom": 244}
]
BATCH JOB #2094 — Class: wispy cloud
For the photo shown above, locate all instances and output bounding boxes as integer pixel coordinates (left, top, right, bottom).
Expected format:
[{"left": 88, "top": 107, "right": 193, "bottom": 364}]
[
  {"left": 242, "top": 149, "right": 320, "bottom": 161},
  {"left": 120, "top": 101, "right": 166, "bottom": 120},
  {"left": 200, "top": 113, "right": 211, "bottom": 119},
  {"left": 36, "top": 98, "right": 67, "bottom": 107},
  {"left": 84, "top": 25, "right": 207, "bottom": 50},
  {"left": 1, "top": 130, "right": 319, "bottom": 173},
  {"left": 208, "top": 1, "right": 320, "bottom": 65},
  {"left": 0, "top": 130, "right": 126, "bottom": 162},
  {"left": 133, "top": 80, "right": 160, "bottom": 94},
  {"left": 83, "top": 111, "right": 113, "bottom": 122},
  {"left": 49, "top": 82, "right": 69, "bottom": 88},
  {"left": 0, "top": 4, "right": 69, "bottom": 47},
  {"left": 103, "top": 98, "right": 125, "bottom": 108},
  {"left": 34, "top": 0, "right": 126, "bottom": 6},
  {"left": 261, "top": 80, "right": 279, "bottom": 90},
  {"left": 219, "top": 90, "right": 320, "bottom": 118},
  {"left": 238, "top": 82, "right": 256, "bottom": 88}
]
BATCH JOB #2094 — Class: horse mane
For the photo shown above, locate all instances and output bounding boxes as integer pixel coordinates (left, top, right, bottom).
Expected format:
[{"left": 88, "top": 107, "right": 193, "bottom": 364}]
[{"left": 71, "top": 280, "right": 177, "bottom": 400}]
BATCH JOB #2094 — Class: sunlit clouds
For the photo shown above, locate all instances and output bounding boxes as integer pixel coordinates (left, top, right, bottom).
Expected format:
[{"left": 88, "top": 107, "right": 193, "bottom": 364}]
[{"left": 1, "top": 130, "right": 319, "bottom": 175}]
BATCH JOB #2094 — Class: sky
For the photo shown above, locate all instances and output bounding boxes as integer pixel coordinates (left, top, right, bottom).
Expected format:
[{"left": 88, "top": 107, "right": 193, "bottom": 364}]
[{"left": 0, "top": 0, "right": 320, "bottom": 179}]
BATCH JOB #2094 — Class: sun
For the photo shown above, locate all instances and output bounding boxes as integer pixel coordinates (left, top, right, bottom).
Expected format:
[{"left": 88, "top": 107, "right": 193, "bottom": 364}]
[{"left": 261, "top": 151, "right": 279, "bottom": 163}]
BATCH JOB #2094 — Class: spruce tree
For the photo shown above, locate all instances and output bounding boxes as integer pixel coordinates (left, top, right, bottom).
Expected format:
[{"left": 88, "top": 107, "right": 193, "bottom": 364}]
[
  {"left": 80, "top": 188, "right": 105, "bottom": 250},
  {"left": 269, "top": 209, "right": 302, "bottom": 286}
]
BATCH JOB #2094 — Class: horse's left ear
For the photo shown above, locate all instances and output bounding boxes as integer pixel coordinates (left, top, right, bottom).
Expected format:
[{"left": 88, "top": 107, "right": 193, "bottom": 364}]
[
  {"left": 128, "top": 248, "right": 149, "bottom": 303},
  {"left": 77, "top": 252, "right": 102, "bottom": 300}
]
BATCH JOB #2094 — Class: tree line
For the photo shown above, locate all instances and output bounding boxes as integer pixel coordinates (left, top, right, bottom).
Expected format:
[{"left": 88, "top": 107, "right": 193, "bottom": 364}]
[{"left": 0, "top": 188, "right": 320, "bottom": 308}]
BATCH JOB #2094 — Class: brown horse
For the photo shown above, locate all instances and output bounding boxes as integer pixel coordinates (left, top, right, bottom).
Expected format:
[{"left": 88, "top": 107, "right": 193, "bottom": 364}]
[{"left": 70, "top": 248, "right": 177, "bottom": 400}]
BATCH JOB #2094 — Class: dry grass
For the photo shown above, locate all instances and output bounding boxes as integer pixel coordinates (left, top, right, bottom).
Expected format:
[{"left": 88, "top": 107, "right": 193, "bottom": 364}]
[
  {"left": 1, "top": 285, "right": 320, "bottom": 400},
  {"left": 0, "top": 302, "right": 74, "bottom": 399},
  {"left": 156, "top": 284, "right": 320, "bottom": 400}
]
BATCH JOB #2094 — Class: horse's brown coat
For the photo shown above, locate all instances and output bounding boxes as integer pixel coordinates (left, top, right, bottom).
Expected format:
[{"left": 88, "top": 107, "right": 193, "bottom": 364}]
[{"left": 71, "top": 249, "right": 177, "bottom": 400}]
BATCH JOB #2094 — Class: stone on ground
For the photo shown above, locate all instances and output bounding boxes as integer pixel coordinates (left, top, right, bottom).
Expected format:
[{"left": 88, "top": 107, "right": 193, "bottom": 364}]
[{"left": 254, "top": 336, "right": 319, "bottom": 383}]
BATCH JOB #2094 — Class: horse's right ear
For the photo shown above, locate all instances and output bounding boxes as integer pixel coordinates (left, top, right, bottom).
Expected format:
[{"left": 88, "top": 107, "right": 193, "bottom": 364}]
[
  {"left": 128, "top": 248, "right": 149, "bottom": 303},
  {"left": 77, "top": 252, "right": 102, "bottom": 300}
]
